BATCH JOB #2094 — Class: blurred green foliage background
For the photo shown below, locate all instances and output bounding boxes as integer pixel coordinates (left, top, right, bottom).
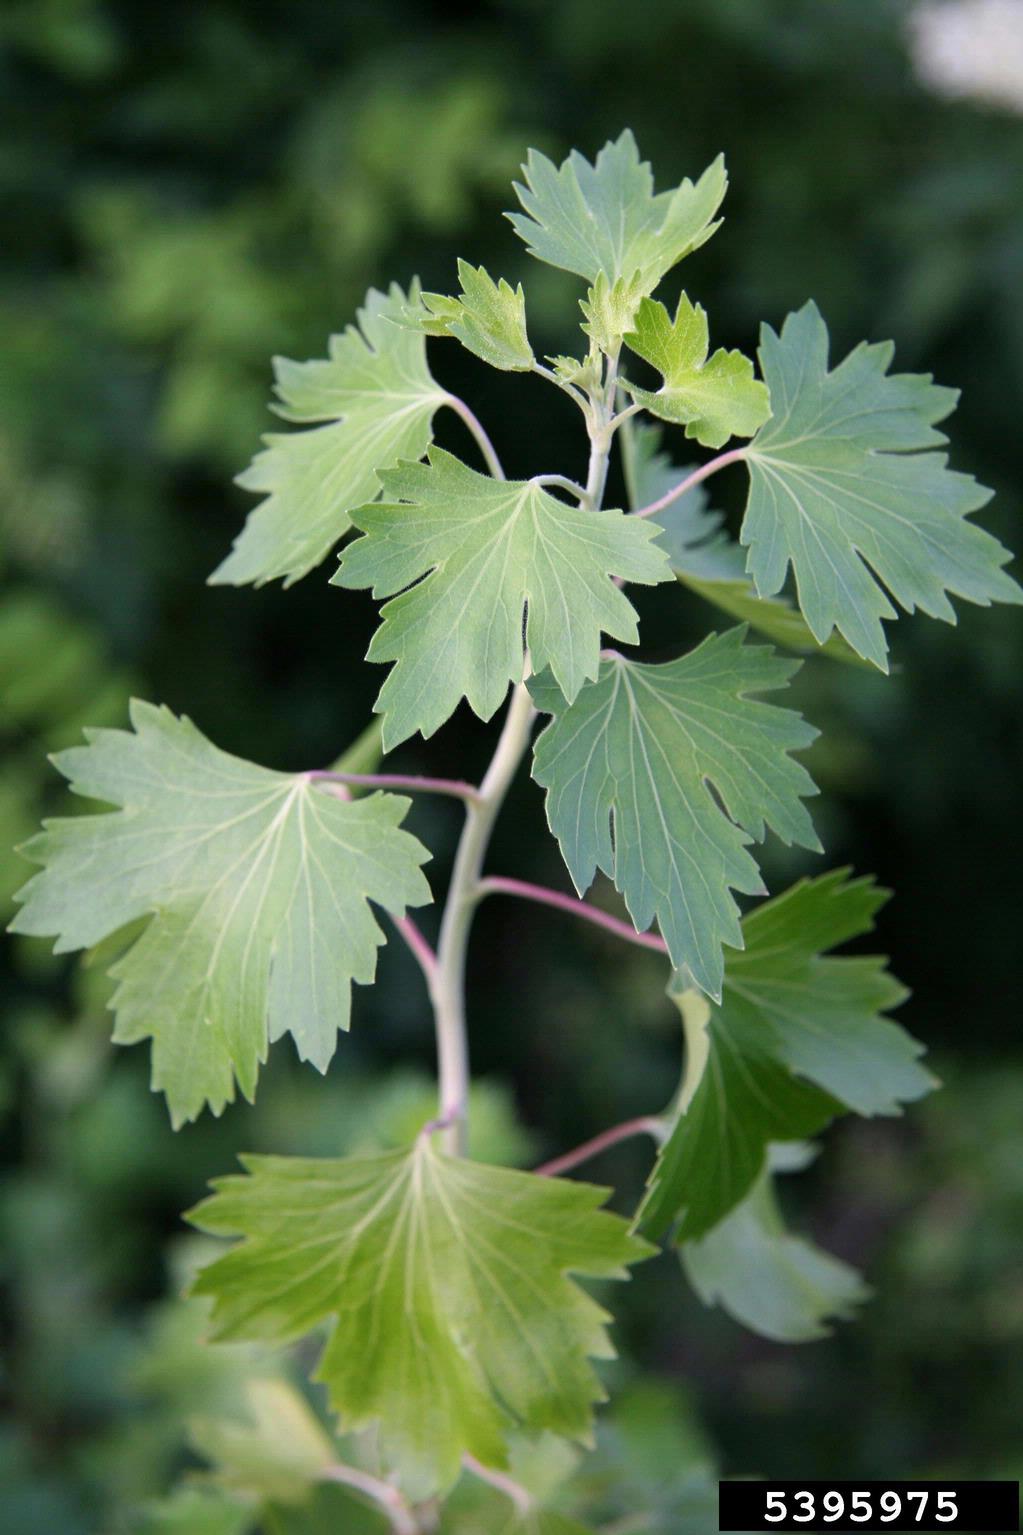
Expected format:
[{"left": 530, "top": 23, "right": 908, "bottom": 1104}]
[{"left": 1, "top": 0, "right": 1022, "bottom": 1529}]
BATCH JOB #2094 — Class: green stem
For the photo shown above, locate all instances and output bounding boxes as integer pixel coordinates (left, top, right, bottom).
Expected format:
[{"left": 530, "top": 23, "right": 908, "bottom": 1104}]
[{"left": 429, "top": 679, "right": 536, "bottom": 1154}]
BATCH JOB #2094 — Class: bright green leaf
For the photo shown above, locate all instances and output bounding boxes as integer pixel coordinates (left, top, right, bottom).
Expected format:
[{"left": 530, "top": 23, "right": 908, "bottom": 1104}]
[
  {"left": 623, "top": 294, "right": 770, "bottom": 449},
  {"left": 639, "top": 870, "right": 932, "bottom": 1240},
  {"left": 334, "top": 448, "right": 672, "bottom": 749},
  {"left": 9, "top": 702, "right": 431, "bottom": 1124},
  {"left": 212, "top": 283, "right": 447, "bottom": 587},
  {"left": 624, "top": 425, "right": 864, "bottom": 663},
  {"left": 742, "top": 301, "right": 1022, "bottom": 668},
  {"left": 189, "top": 1142, "right": 652, "bottom": 1499},
  {"left": 412, "top": 260, "right": 534, "bottom": 371},
  {"left": 508, "top": 131, "right": 726, "bottom": 295},
  {"left": 529, "top": 628, "right": 820, "bottom": 998},
  {"left": 681, "top": 1153, "right": 869, "bottom": 1343}
]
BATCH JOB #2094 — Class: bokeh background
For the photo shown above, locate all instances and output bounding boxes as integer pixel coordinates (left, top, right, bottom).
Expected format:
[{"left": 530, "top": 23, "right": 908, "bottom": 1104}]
[{"left": 2, "top": 0, "right": 1022, "bottom": 1529}]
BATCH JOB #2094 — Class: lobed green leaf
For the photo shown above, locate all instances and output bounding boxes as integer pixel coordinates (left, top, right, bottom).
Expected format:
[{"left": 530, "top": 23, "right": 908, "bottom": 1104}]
[
  {"left": 335, "top": 448, "right": 671, "bottom": 749},
  {"left": 213, "top": 283, "right": 447, "bottom": 587},
  {"left": 638, "top": 870, "right": 933, "bottom": 1240},
  {"left": 623, "top": 294, "right": 770, "bottom": 449},
  {"left": 9, "top": 703, "right": 431, "bottom": 1124},
  {"left": 508, "top": 131, "right": 726, "bottom": 299},
  {"left": 741, "top": 301, "right": 1022, "bottom": 668},
  {"left": 625, "top": 425, "right": 865, "bottom": 663},
  {"left": 410, "top": 259, "right": 535, "bottom": 371},
  {"left": 190, "top": 1143, "right": 652, "bottom": 1498},
  {"left": 530, "top": 628, "right": 820, "bottom": 999}
]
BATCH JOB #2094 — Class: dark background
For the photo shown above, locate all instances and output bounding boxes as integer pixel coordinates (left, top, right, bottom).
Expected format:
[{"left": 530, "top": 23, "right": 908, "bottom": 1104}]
[{"left": 1, "top": 0, "right": 1022, "bottom": 1528}]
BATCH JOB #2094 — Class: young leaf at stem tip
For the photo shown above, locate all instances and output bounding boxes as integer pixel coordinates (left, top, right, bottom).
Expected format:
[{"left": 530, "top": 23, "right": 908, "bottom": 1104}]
[
  {"left": 579, "top": 271, "right": 646, "bottom": 354},
  {"left": 188, "top": 1141, "right": 653, "bottom": 1500},
  {"left": 407, "top": 259, "right": 535, "bottom": 372},
  {"left": 529, "top": 627, "right": 821, "bottom": 1000},
  {"left": 508, "top": 130, "right": 727, "bottom": 297},
  {"left": 334, "top": 447, "right": 672, "bottom": 750},
  {"left": 212, "top": 282, "right": 447, "bottom": 588},
  {"left": 638, "top": 869, "right": 933, "bottom": 1241},
  {"left": 8, "top": 703, "right": 431, "bottom": 1125},
  {"left": 622, "top": 293, "right": 771, "bottom": 449},
  {"left": 741, "top": 300, "right": 1022, "bottom": 668}
]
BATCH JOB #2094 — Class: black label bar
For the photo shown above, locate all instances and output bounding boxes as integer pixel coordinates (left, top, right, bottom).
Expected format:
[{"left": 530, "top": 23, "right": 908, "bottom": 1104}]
[{"left": 718, "top": 1480, "right": 1020, "bottom": 1532}]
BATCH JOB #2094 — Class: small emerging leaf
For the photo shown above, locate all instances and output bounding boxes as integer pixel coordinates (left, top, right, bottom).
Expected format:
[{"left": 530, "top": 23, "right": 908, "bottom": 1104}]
[
  {"left": 213, "top": 283, "right": 447, "bottom": 587},
  {"left": 509, "top": 131, "right": 726, "bottom": 296},
  {"left": 9, "top": 704, "right": 430, "bottom": 1124},
  {"left": 624, "top": 294, "right": 770, "bottom": 449},
  {"left": 639, "top": 869, "right": 933, "bottom": 1240},
  {"left": 335, "top": 448, "right": 672, "bottom": 748},
  {"left": 742, "top": 301, "right": 1022, "bottom": 668},
  {"left": 190, "top": 1142, "right": 652, "bottom": 1499},
  {"left": 579, "top": 271, "right": 646, "bottom": 353},
  {"left": 412, "top": 260, "right": 535, "bottom": 372},
  {"left": 530, "top": 628, "right": 820, "bottom": 999}
]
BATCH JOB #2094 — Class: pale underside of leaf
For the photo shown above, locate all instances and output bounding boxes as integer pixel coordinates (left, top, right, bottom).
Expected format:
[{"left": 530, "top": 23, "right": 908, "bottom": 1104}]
[
  {"left": 680, "top": 1156, "right": 870, "bottom": 1342},
  {"left": 507, "top": 130, "right": 726, "bottom": 296},
  {"left": 9, "top": 702, "right": 430, "bottom": 1124},
  {"left": 211, "top": 282, "right": 448, "bottom": 588}
]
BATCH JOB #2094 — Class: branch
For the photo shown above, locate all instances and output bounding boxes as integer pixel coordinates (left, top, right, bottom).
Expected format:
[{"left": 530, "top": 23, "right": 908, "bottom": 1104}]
[
  {"left": 530, "top": 359, "right": 589, "bottom": 411},
  {"left": 431, "top": 680, "right": 537, "bottom": 1154},
  {"left": 309, "top": 769, "right": 481, "bottom": 804},
  {"left": 533, "top": 473, "right": 587, "bottom": 501},
  {"left": 477, "top": 875, "right": 668, "bottom": 955},
  {"left": 443, "top": 393, "right": 506, "bottom": 480},
  {"left": 608, "top": 398, "right": 644, "bottom": 432},
  {"left": 535, "top": 1116, "right": 665, "bottom": 1179},
  {"left": 463, "top": 1453, "right": 533, "bottom": 1515},
  {"left": 389, "top": 912, "right": 438, "bottom": 983},
  {"left": 321, "top": 1462, "right": 419, "bottom": 1535},
  {"left": 632, "top": 444, "right": 749, "bottom": 520}
]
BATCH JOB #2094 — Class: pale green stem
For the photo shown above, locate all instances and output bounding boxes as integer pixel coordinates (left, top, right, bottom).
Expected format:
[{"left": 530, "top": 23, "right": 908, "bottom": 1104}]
[
  {"left": 429, "top": 678, "right": 536, "bottom": 1154},
  {"left": 428, "top": 369, "right": 619, "bottom": 1157},
  {"left": 632, "top": 445, "right": 749, "bottom": 520},
  {"left": 443, "top": 393, "right": 505, "bottom": 480},
  {"left": 530, "top": 359, "right": 589, "bottom": 410},
  {"left": 534, "top": 473, "right": 587, "bottom": 500},
  {"left": 607, "top": 398, "right": 644, "bottom": 432},
  {"left": 321, "top": 1463, "right": 418, "bottom": 1535},
  {"left": 463, "top": 1454, "right": 533, "bottom": 1514},
  {"left": 582, "top": 346, "right": 620, "bottom": 511}
]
